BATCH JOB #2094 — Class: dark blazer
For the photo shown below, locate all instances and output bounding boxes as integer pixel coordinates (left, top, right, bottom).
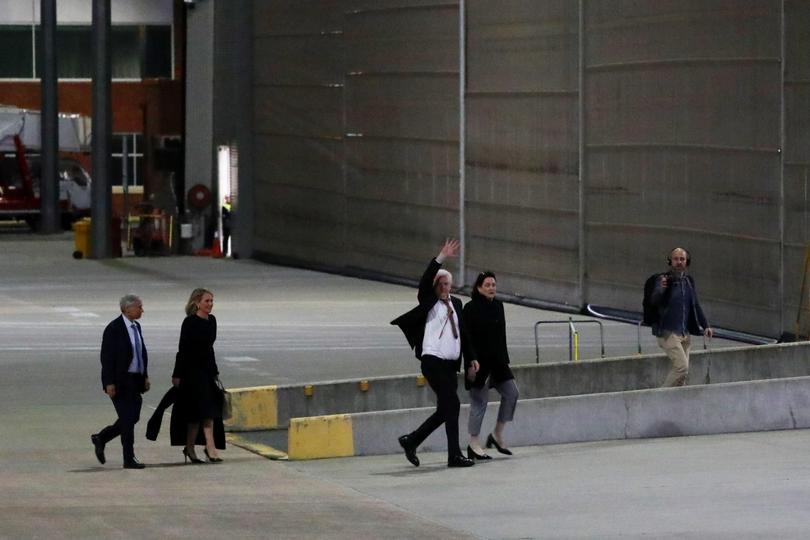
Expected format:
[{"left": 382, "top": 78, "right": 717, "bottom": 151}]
[
  {"left": 648, "top": 273, "right": 709, "bottom": 337},
  {"left": 100, "top": 315, "right": 148, "bottom": 392},
  {"left": 391, "top": 258, "right": 476, "bottom": 372},
  {"left": 462, "top": 294, "right": 513, "bottom": 390}
]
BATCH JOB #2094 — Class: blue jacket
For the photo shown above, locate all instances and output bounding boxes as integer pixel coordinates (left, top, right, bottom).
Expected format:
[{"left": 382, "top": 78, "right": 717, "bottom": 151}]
[{"left": 646, "top": 272, "right": 709, "bottom": 337}]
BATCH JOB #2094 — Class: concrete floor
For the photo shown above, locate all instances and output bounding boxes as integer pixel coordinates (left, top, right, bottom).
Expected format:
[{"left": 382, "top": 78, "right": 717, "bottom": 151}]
[{"left": 1, "top": 230, "right": 799, "bottom": 540}]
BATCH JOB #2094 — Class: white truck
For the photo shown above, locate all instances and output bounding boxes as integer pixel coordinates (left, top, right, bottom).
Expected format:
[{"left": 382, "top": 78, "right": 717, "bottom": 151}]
[{"left": 0, "top": 106, "right": 92, "bottom": 230}]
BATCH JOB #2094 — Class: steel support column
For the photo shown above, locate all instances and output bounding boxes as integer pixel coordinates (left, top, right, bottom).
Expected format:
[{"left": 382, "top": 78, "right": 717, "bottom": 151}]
[
  {"left": 458, "top": 0, "right": 467, "bottom": 286},
  {"left": 91, "top": 0, "right": 113, "bottom": 258},
  {"left": 40, "top": 0, "right": 59, "bottom": 234}
]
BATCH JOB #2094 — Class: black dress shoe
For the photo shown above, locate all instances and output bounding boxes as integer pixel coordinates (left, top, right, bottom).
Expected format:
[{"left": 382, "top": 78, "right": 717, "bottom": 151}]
[
  {"left": 486, "top": 433, "right": 513, "bottom": 456},
  {"left": 123, "top": 458, "right": 145, "bottom": 469},
  {"left": 91, "top": 434, "right": 105, "bottom": 465},
  {"left": 447, "top": 454, "right": 475, "bottom": 468},
  {"left": 467, "top": 445, "right": 491, "bottom": 460},
  {"left": 397, "top": 434, "right": 419, "bottom": 467}
]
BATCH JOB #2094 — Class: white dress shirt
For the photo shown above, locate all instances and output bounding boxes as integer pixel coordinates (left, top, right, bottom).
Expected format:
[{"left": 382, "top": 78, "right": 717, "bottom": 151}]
[{"left": 421, "top": 298, "right": 461, "bottom": 361}]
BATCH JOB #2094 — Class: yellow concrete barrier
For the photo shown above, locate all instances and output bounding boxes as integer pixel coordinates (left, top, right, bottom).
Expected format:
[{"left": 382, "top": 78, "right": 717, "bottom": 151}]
[
  {"left": 288, "top": 414, "right": 354, "bottom": 460},
  {"left": 225, "top": 385, "right": 278, "bottom": 430}
]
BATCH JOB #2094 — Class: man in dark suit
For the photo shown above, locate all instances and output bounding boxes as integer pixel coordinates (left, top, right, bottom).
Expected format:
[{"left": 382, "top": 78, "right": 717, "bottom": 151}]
[
  {"left": 91, "top": 294, "right": 150, "bottom": 469},
  {"left": 391, "top": 239, "right": 478, "bottom": 468}
]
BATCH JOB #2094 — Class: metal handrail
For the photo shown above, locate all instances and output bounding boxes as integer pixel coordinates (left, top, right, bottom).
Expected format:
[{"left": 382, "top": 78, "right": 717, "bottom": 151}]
[{"left": 534, "top": 317, "right": 605, "bottom": 363}]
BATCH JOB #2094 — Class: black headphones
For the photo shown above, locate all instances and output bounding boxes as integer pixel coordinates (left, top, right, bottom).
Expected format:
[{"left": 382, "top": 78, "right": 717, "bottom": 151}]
[{"left": 666, "top": 247, "right": 691, "bottom": 267}]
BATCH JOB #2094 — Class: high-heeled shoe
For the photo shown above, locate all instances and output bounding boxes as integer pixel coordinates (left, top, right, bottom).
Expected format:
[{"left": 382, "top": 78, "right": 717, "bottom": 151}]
[
  {"left": 467, "top": 445, "right": 492, "bottom": 460},
  {"left": 486, "top": 433, "right": 513, "bottom": 456},
  {"left": 204, "top": 448, "right": 223, "bottom": 463},
  {"left": 183, "top": 447, "right": 204, "bottom": 464}
]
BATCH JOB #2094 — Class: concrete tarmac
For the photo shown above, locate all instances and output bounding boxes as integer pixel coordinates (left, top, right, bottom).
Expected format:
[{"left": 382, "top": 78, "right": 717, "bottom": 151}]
[{"left": 1, "top": 230, "right": 795, "bottom": 539}]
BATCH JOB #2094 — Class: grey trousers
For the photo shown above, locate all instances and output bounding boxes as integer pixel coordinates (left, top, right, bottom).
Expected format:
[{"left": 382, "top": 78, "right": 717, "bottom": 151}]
[{"left": 468, "top": 379, "right": 519, "bottom": 436}]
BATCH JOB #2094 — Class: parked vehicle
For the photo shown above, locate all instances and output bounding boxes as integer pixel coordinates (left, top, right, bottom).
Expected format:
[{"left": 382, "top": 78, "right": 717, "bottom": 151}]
[
  {"left": 0, "top": 152, "right": 91, "bottom": 230},
  {"left": 0, "top": 106, "right": 92, "bottom": 230}
]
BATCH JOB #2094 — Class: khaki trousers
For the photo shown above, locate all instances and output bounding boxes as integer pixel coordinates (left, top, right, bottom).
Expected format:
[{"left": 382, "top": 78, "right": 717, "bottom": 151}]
[{"left": 657, "top": 332, "right": 691, "bottom": 387}]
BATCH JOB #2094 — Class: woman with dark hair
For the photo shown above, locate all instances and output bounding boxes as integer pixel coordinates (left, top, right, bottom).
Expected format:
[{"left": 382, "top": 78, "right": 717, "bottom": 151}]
[
  {"left": 463, "top": 271, "right": 519, "bottom": 459},
  {"left": 172, "top": 288, "right": 224, "bottom": 463}
]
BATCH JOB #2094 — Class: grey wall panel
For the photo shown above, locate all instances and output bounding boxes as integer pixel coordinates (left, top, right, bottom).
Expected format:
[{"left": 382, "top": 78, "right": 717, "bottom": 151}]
[
  {"left": 345, "top": 141, "right": 458, "bottom": 208},
  {"left": 583, "top": 1, "right": 783, "bottom": 337},
  {"left": 466, "top": 0, "right": 578, "bottom": 93},
  {"left": 587, "top": 0, "right": 780, "bottom": 65},
  {"left": 255, "top": 134, "right": 345, "bottom": 193},
  {"left": 465, "top": 95, "right": 578, "bottom": 173},
  {"left": 464, "top": 0, "right": 580, "bottom": 303},
  {"left": 345, "top": 5, "right": 458, "bottom": 73},
  {"left": 786, "top": 0, "right": 810, "bottom": 80},
  {"left": 785, "top": 84, "right": 810, "bottom": 163},
  {"left": 341, "top": 1, "right": 461, "bottom": 276},
  {"left": 345, "top": 75, "right": 458, "bottom": 140},
  {"left": 344, "top": 197, "right": 459, "bottom": 278},
  {"left": 254, "top": 87, "right": 343, "bottom": 138},
  {"left": 783, "top": 0, "right": 810, "bottom": 333},
  {"left": 254, "top": 35, "right": 345, "bottom": 86},
  {"left": 252, "top": 1, "right": 347, "bottom": 268},
  {"left": 254, "top": 0, "right": 344, "bottom": 36},
  {"left": 345, "top": 0, "right": 458, "bottom": 11},
  {"left": 587, "top": 150, "right": 780, "bottom": 239},
  {"left": 587, "top": 64, "right": 780, "bottom": 148}
]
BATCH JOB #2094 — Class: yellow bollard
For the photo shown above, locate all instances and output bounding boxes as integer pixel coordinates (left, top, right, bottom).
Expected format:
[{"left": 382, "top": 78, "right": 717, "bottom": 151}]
[{"left": 72, "top": 218, "right": 91, "bottom": 259}]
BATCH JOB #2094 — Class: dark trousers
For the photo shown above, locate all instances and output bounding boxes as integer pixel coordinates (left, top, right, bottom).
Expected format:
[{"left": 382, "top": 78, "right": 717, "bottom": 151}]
[
  {"left": 409, "top": 355, "right": 462, "bottom": 458},
  {"left": 97, "top": 375, "right": 143, "bottom": 462}
]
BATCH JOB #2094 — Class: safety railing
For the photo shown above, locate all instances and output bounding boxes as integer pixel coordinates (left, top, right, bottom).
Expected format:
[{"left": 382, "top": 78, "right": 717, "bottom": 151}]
[{"left": 534, "top": 318, "right": 605, "bottom": 363}]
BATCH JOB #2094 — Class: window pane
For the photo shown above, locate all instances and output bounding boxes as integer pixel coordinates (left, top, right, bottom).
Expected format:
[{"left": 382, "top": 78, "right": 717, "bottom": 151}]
[
  {"left": 35, "top": 26, "right": 93, "bottom": 78},
  {"left": 132, "top": 156, "right": 144, "bottom": 186},
  {"left": 143, "top": 25, "right": 172, "bottom": 79},
  {"left": 111, "top": 133, "right": 124, "bottom": 155},
  {"left": 111, "top": 156, "right": 124, "bottom": 186},
  {"left": 111, "top": 26, "right": 141, "bottom": 79},
  {"left": 0, "top": 26, "right": 33, "bottom": 78}
]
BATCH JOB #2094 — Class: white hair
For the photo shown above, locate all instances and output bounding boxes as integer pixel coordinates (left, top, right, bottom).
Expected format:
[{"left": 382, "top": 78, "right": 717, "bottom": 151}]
[
  {"left": 119, "top": 294, "right": 141, "bottom": 311},
  {"left": 433, "top": 269, "right": 453, "bottom": 286}
]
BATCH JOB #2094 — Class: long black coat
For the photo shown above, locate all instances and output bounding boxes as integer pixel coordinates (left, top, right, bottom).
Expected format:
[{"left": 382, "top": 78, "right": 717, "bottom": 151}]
[
  {"left": 145, "top": 386, "right": 226, "bottom": 449},
  {"left": 462, "top": 293, "right": 513, "bottom": 390},
  {"left": 390, "top": 258, "right": 476, "bottom": 372},
  {"left": 173, "top": 314, "right": 221, "bottom": 419}
]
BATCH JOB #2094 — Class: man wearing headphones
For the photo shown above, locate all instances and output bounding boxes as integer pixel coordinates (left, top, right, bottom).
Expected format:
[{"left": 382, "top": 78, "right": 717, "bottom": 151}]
[{"left": 646, "top": 247, "right": 713, "bottom": 387}]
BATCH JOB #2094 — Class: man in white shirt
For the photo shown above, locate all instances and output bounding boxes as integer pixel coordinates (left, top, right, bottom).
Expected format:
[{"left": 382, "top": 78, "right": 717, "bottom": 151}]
[
  {"left": 391, "top": 239, "right": 478, "bottom": 468},
  {"left": 91, "top": 294, "right": 150, "bottom": 469}
]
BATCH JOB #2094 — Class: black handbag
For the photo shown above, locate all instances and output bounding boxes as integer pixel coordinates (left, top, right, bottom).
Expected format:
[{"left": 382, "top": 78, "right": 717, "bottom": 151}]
[{"left": 215, "top": 378, "right": 232, "bottom": 420}]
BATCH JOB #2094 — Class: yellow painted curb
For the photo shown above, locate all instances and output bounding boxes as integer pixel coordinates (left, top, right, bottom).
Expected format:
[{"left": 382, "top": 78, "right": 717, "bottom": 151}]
[
  {"left": 225, "top": 385, "right": 278, "bottom": 430},
  {"left": 227, "top": 433, "right": 288, "bottom": 460},
  {"left": 288, "top": 414, "right": 354, "bottom": 460}
]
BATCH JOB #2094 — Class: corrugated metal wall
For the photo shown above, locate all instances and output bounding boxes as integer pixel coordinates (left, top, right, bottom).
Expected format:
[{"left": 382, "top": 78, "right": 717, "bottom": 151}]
[
  {"left": 253, "top": 1, "right": 347, "bottom": 268},
  {"left": 584, "top": 1, "right": 783, "bottom": 336},
  {"left": 250, "top": 0, "right": 809, "bottom": 337},
  {"left": 465, "top": 0, "right": 580, "bottom": 307},
  {"left": 343, "top": 1, "right": 460, "bottom": 278}
]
